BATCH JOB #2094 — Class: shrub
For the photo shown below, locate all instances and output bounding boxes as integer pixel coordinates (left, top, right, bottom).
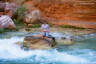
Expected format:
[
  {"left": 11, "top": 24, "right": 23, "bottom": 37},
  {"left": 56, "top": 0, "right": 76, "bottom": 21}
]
[
  {"left": 13, "top": 5, "right": 27, "bottom": 27},
  {"left": 0, "top": 28, "right": 19, "bottom": 33},
  {"left": 32, "top": 24, "right": 40, "bottom": 28},
  {"left": 0, "top": 28, "right": 4, "bottom": 33},
  {"left": 61, "top": 25, "right": 85, "bottom": 29},
  {"left": 13, "top": 19, "right": 25, "bottom": 26},
  {"left": 14, "top": 4, "right": 27, "bottom": 21}
]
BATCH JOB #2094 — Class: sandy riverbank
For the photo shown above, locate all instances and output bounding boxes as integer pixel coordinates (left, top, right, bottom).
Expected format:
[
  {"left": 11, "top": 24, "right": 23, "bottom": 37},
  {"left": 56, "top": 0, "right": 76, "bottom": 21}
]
[{"left": 19, "top": 27, "right": 96, "bottom": 36}]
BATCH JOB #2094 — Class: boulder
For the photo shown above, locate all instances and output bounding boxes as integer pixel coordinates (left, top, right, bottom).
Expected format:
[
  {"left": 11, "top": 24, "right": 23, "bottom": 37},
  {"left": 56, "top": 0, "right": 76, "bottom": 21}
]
[
  {"left": 0, "top": 15, "right": 16, "bottom": 29},
  {"left": 24, "top": 10, "right": 41, "bottom": 24},
  {"left": 56, "top": 38, "right": 74, "bottom": 45},
  {"left": 23, "top": 35, "right": 56, "bottom": 49},
  {"left": 56, "top": 37, "right": 74, "bottom": 45},
  {"left": 22, "top": 34, "right": 74, "bottom": 49},
  {"left": 0, "top": 2, "right": 18, "bottom": 16},
  {"left": 5, "top": 2, "right": 18, "bottom": 17}
]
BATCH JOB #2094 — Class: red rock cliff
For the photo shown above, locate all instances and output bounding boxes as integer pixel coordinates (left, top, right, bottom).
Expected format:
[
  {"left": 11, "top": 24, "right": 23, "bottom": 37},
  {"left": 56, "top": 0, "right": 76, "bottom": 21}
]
[{"left": 23, "top": 0, "right": 96, "bottom": 29}]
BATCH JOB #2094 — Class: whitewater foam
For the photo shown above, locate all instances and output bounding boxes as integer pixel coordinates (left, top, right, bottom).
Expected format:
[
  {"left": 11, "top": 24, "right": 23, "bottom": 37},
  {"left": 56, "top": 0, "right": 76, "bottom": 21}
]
[{"left": 0, "top": 37, "right": 88, "bottom": 63}]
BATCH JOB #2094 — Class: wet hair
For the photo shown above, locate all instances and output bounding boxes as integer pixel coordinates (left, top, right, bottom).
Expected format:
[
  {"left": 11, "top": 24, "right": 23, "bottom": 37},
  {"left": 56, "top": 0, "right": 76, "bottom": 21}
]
[
  {"left": 43, "top": 21, "right": 47, "bottom": 24},
  {"left": 40, "top": 19, "right": 48, "bottom": 24},
  {"left": 43, "top": 20, "right": 48, "bottom": 24}
]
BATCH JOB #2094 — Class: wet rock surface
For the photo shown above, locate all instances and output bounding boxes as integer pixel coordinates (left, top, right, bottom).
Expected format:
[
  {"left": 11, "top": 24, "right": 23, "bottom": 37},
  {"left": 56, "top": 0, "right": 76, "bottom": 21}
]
[
  {"left": 22, "top": 32, "right": 75, "bottom": 49},
  {"left": 23, "top": 35, "right": 56, "bottom": 49},
  {"left": 56, "top": 37, "right": 73, "bottom": 45}
]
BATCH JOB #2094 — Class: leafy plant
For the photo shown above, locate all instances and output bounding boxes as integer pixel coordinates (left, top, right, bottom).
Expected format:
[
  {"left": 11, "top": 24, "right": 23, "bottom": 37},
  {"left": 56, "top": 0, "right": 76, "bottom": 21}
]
[
  {"left": 61, "top": 25, "right": 85, "bottom": 29},
  {"left": 0, "top": 28, "right": 4, "bottom": 33},
  {"left": 32, "top": 24, "right": 40, "bottom": 28},
  {"left": 0, "top": 28, "right": 19, "bottom": 33},
  {"left": 14, "top": 4, "right": 27, "bottom": 21},
  {"left": 13, "top": 5, "right": 27, "bottom": 27},
  {"left": 13, "top": 19, "right": 25, "bottom": 26}
]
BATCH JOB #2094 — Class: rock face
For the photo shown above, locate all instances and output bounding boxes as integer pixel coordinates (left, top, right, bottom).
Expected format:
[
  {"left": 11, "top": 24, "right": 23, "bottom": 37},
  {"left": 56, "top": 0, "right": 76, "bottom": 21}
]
[
  {"left": 0, "top": 2, "right": 18, "bottom": 17},
  {"left": 0, "top": 15, "right": 16, "bottom": 29},
  {"left": 0, "top": 2, "right": 17, "bottom": 29},
  {"left": 24, "top": 0, "right": 96, "bottom": 29},
  {"left": 24, "top": 10, "right": 41, "bottom": 27},
  {"left": 23, "top": 36, "right": 56, "bottom": 49}
]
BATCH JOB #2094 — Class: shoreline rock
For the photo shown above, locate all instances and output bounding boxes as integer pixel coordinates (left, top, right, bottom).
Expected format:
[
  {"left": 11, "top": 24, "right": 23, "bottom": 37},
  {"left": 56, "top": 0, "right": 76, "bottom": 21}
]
[
  {"left": 23, "top": 35, "right": 56, "bottom": 49},
  {"left": 0, "top": 15, "right": 16, "bottom": 29}
]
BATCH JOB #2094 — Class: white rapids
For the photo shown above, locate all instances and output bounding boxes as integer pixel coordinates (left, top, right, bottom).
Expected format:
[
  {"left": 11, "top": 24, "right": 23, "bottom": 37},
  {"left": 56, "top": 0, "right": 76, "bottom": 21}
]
[{"left": 0, "top": 36, "right": 89, "bottom": 64}]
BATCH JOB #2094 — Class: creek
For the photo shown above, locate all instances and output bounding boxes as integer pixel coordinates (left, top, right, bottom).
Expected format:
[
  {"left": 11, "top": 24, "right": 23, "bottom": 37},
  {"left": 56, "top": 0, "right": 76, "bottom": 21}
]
[{"left": 0, "top": 32, "right": 96, "bottom": 64}]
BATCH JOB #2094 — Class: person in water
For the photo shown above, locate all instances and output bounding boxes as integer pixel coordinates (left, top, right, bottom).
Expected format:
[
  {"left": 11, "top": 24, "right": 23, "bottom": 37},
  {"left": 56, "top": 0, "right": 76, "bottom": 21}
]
[
  {"left": 41, "top": 20, "right": 56, "bottom": 46},
  {"left": 41, "top": 20, "right": 50, "bottom": 37}
]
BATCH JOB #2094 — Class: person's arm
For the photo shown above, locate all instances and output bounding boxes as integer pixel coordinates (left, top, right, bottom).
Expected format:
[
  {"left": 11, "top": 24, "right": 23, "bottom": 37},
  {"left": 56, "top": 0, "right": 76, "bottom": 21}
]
[
  {"left": 47, "top": 24, "right": 50, "bottom": 32},
  {"left": 41, "top": 24, "right": 44, "bottom": 31},
  {"left": 48, "top": 24, "right": 50, "bottom": 29}
]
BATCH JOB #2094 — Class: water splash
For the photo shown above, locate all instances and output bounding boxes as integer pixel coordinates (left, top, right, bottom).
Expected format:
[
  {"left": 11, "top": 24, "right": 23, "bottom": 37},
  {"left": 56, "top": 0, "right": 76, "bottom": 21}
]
[
  {"left": 0, "top": 36, "right": 88, "bottom": 64},
  {"left": 0, "top": 32, "right": 96, "bottom": 64},
  {"left": 72, "top": 33, "right": 96, "bottom": 41}
]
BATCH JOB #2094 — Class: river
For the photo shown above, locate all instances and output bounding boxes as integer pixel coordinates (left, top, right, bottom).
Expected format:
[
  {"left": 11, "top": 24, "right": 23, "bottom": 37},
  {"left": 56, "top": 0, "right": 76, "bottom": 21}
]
[{"left": 0, "top": 32, "right": 96, "bottom": 64}]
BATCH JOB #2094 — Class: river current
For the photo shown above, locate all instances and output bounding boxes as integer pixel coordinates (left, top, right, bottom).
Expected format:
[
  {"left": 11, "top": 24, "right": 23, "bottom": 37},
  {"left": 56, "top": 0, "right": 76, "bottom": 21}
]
[{"left": 0, "top": 32, "right": 96, "bottom": 64}]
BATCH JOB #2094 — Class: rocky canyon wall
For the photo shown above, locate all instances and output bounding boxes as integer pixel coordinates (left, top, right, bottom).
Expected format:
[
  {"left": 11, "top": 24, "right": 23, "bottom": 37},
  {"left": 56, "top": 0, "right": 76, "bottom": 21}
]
[
  {"left": 1, "top": 0, "right": 96, "bottom": 29},
  {"left": 24, "top": 0, "right": 96, "bottom": 29}
]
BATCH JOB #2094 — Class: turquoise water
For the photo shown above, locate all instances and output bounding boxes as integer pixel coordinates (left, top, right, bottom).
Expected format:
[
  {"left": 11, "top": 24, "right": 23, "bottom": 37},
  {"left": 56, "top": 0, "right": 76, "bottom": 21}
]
[{"left": 0, "top": 32, "right": 96, "bottom": 64}]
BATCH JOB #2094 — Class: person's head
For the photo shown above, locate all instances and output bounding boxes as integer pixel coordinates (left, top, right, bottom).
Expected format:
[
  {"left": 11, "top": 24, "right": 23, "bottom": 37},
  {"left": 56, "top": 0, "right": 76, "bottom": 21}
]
[{"left": 42, "top": 20, "right": 48, "bottom": 24}]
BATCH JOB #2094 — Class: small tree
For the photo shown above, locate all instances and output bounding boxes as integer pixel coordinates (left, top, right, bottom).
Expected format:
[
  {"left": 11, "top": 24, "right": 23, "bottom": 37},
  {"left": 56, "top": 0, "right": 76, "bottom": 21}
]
[
  {"left": 14, "top": 4, "right": 27, "bottom": 21},
  {"left": 13, "top": 4, "right": 27, "bottom": 26}
]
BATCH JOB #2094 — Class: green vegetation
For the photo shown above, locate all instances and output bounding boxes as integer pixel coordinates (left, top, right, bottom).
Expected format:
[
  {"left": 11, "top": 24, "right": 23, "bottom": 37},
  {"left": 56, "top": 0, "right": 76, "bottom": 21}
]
[
  {"left": 12, "top": 4, "right": 27, "bottom": 29},
  {"left": 29, "top": 19, "right": 41, "bottom": 28},
  {"left": 0, "top": 28, "right": 18, "bottom": 34},
  {"left": 32, "top": 24, "right": 40, "bottom": 28},
  {"left": 13, "top": 19, "right": 26, "bottom": 26},
  {"left": 0, "top": 29, "right": 4, "bottom": 33},
  {"left": 14, "top": 5, "right": 27, "bottom": 21},
  {"left": 60, "top": 25, "right": 85, "bottom": 29}
]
